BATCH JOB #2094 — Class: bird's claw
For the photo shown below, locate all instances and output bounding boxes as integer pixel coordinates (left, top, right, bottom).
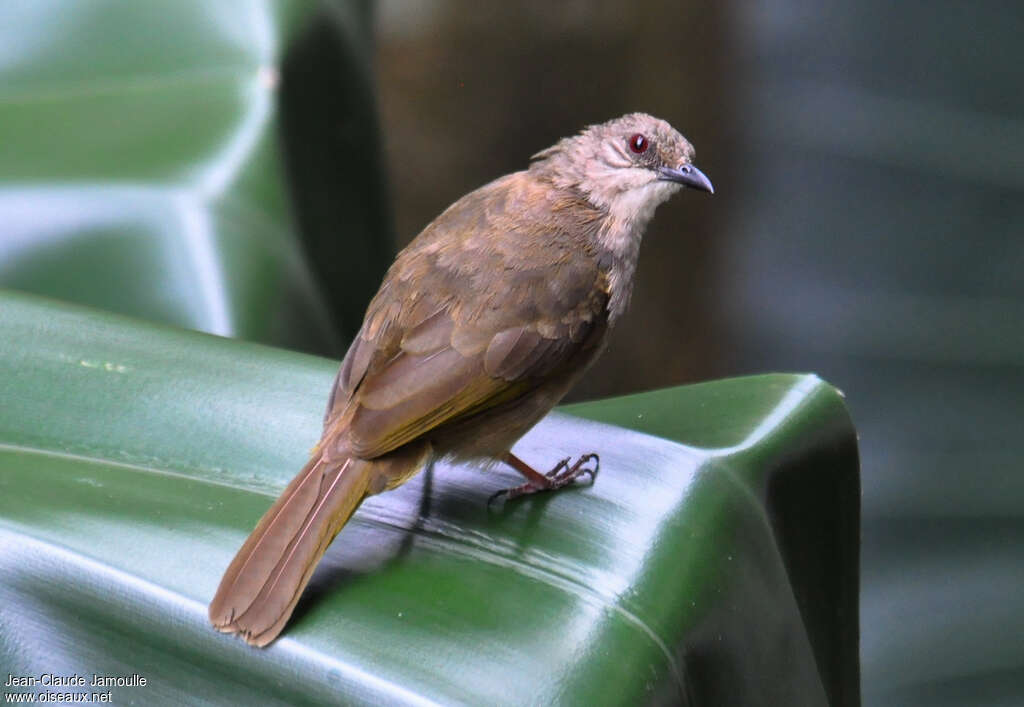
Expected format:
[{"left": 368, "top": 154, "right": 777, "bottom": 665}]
[
  {"left": 487, "top": 453, "right": 600, "bottom": 507},
  {"left": 549, "top": 453, "right": 600, "bottom": 486}
]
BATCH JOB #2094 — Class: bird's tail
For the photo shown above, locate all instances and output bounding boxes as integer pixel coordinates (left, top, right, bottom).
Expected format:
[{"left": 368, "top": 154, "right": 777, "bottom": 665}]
[{"left": 208, "top": 450, "right": 377, "bottom": 647}]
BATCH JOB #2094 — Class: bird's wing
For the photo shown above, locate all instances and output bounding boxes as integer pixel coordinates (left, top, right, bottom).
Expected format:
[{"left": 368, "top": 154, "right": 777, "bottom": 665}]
[
  {"left": 328, "top": 267, "right": 607, "bottom": 459},
  {"left": 323, "top": 182, "right": 609, "bottom": 459}
]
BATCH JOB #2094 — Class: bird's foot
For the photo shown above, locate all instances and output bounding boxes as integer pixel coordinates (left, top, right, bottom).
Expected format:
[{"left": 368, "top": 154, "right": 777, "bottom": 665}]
[{"left": 489, "top": 453, "right": 599, "bottom": 506}]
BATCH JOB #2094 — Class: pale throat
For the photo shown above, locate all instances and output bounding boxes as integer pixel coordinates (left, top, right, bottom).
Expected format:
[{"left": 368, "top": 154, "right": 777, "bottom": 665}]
[{"left": 591, "top": 180, "right": 680, "bottom": 324}]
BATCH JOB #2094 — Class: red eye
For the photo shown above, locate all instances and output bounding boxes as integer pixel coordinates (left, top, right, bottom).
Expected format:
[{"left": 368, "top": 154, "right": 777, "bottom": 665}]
[{"left": 628, "top": 133, "right": 648, "bottom": 154}]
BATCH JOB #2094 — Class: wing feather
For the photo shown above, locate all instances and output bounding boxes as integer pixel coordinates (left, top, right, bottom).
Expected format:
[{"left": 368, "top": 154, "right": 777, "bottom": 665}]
[{"left": 322, "top": 173, "right": 611, "bottom": 460}]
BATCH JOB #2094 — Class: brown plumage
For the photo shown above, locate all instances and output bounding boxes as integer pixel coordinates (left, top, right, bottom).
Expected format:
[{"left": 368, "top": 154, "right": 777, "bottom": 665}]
[{"left": 208, "top": 113, "right": 713, "bottom": 646}]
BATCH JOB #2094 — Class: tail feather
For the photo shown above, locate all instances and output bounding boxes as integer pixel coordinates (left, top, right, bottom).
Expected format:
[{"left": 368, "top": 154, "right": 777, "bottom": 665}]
[{"left": 208, "top": 453, "right": 373, "bottom": 646}]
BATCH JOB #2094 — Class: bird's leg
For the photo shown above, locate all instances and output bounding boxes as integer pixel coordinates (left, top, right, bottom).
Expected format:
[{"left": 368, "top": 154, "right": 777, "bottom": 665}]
[{"left": 488, "top": 452, "right": 599, "bottom": 504}]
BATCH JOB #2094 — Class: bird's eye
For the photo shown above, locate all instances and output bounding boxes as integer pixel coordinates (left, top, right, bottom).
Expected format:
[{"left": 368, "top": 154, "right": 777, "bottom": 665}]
[{"left": 628, "top": 133, "right": 649, "bottom": 154}]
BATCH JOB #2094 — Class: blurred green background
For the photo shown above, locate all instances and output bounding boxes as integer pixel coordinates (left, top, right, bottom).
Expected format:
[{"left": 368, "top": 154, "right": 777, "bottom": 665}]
[{"left": 0, "top": 1, "right": 1021, "bottom": 704}]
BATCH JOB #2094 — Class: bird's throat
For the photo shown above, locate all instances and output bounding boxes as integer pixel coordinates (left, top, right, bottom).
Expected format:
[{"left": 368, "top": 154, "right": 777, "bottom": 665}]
[
  {"left": 596, "top": 182, "right": 679, "bottom": 324},
  {"left": 598, "top": 218, "right": 645, "bottom": 325}
]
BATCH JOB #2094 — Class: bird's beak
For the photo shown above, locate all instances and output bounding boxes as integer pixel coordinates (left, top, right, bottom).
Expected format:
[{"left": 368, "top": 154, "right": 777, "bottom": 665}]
[{"left": 658, "top": 164, "right": 714, "bottom": 194}]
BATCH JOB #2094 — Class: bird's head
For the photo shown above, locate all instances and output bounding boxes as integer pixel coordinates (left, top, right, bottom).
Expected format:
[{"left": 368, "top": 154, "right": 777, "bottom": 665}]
[{"left": 530, "top": 112, "right": 712, "bottom": 229}]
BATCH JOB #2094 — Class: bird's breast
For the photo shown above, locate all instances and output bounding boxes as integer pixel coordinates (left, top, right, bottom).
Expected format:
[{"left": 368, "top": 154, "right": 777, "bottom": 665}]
[{"left": 596, "top": 223, "right": 644, "bottom": 325}]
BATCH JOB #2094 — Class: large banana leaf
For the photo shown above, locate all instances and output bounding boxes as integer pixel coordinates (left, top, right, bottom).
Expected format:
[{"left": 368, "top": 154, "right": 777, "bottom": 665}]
[
  {"left": 0, "top": 0, "right": 390, "bottom": 357},
  {"left": 0, "top": 290, "right": 859, "bottom": 705}
]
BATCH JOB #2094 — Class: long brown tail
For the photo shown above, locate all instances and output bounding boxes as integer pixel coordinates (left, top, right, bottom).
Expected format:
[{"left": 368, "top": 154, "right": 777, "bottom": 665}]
[{"left": 208, "top": 452, "right": 374, "bottom": 646}]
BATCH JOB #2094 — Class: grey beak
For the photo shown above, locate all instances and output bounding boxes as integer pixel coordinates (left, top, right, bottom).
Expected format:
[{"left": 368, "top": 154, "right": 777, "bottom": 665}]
[{"left": 658, "top": 163, "right": 714, "bottom": 194}]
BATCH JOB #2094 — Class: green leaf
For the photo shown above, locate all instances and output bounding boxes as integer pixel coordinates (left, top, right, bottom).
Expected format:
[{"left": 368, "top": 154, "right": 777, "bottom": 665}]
[
  {"left": 0, "top": 290, "right": 859, "bottom": 706},
  {"left": 0, "top": 1, "right": 392, "bottom": 356}
]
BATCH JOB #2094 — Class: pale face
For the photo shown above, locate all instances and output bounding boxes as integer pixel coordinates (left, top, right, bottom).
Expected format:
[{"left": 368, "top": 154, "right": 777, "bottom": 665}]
[
  {"left": 532, "top": 113, "right": 711, "bottom": 223},
  {"left": 574, "top": 114, "right": 710, "bottom": 227}
]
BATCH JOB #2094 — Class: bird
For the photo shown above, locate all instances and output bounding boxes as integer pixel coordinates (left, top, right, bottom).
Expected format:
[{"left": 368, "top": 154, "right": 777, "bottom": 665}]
[{"left": 208, "top": 112, "right": 713, "bottom": 646}]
